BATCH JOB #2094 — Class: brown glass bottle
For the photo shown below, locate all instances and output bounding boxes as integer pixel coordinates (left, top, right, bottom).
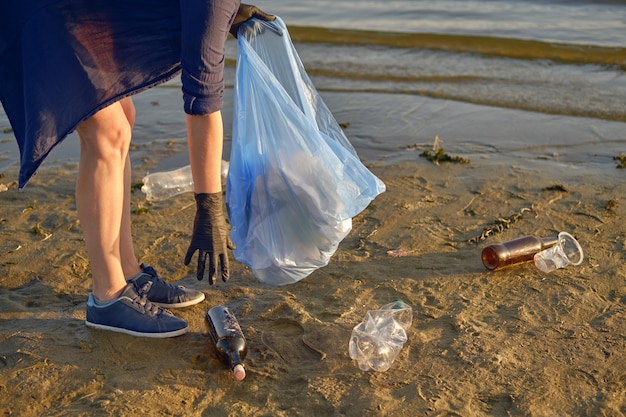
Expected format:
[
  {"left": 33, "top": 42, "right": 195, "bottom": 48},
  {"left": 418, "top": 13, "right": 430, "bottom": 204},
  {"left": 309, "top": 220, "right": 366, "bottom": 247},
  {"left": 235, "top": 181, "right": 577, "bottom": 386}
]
[
  {"left": 206, "top": 306, "right": 248, "bottom": 380},
  {"left": 481, "top": 235, "right": 558, "bottom": 271}
]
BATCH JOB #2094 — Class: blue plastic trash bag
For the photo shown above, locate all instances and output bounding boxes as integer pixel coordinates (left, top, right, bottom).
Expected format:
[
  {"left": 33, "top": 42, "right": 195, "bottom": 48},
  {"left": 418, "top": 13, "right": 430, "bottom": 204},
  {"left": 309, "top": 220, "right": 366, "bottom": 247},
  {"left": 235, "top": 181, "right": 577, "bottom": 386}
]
[{"left": 226, "top": 17, "right": 386, "bottom": 285}]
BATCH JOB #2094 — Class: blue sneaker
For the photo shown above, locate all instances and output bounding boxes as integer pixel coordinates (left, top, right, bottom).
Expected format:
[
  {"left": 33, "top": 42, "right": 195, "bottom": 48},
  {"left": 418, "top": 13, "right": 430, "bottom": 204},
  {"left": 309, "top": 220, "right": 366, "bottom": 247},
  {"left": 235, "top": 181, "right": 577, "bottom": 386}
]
[
  {"left": 126, "top": 264, "right": 205, "bottom": 308},
  {"left": 85, "top": 281, "right": 189, "bottom": 338}
]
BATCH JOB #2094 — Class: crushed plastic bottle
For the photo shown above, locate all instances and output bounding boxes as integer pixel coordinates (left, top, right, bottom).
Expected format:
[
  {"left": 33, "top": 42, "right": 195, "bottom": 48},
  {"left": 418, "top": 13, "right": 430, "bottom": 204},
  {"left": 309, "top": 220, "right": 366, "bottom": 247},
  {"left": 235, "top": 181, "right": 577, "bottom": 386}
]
[
  {"left": 348, "top": 300, "right": 412, "bottom": 372},
  {"left": 141, "top": 160, "right": 229, "bottom": 201}
]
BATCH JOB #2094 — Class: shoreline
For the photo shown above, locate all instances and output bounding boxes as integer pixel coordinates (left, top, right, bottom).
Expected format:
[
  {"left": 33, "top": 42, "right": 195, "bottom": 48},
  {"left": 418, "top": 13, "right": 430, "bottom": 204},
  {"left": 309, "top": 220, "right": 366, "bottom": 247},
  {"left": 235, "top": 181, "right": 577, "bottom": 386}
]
[{"left": 3, "top": 84, "right": 626, "bottom": 188}]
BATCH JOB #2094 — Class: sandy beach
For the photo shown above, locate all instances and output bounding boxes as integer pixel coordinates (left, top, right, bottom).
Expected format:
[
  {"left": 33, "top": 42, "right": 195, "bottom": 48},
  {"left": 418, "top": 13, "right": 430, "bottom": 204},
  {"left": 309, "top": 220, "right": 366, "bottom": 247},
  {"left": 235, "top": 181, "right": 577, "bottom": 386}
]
[
  {"left": 1, "top": 106, "right": 625, "bottom": 416},
  {"left": 2, "top": 0, "right": 625, "bottom": 413}
]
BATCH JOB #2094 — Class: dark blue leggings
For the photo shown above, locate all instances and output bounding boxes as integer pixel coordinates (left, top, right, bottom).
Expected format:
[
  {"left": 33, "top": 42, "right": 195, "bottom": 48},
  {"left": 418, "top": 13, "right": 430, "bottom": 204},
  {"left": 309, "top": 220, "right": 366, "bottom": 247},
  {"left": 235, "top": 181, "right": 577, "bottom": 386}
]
[{"left": 180, "top": 0, "right": 240, "bottom": 115}]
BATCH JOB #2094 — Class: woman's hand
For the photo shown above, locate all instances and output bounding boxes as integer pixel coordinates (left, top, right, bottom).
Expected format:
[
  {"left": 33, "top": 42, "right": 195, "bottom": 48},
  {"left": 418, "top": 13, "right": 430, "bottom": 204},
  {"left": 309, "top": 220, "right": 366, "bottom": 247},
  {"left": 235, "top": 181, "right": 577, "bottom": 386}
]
[
  {"left": 184, "top": 192, "right": 235, "bottom": 284},
  {"left": 229, "top": 3, "right": 275, "bottom": 37}
]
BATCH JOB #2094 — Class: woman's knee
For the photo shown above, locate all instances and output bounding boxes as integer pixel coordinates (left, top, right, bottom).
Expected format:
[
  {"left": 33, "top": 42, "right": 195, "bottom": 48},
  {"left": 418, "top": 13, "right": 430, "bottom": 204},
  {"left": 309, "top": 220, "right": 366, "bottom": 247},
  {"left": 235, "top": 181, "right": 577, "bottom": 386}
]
[{"left": 77, "top": 103, "right": 133, "bottom": 161}]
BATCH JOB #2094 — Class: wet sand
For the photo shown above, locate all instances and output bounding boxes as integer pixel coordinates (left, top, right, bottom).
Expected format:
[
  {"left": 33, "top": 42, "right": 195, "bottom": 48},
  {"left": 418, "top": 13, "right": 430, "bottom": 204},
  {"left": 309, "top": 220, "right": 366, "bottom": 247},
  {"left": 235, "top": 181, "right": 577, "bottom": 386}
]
[{"left": 1, "top": 91, "right": 626, "bottom": 416}]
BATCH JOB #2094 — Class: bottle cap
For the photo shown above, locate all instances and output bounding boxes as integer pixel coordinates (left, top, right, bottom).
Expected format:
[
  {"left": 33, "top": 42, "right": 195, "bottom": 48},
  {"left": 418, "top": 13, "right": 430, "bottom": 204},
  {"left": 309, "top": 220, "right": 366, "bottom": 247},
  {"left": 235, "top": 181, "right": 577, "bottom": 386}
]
[{"left": 233, "top": 364, "right": 246, "bottom": 381}]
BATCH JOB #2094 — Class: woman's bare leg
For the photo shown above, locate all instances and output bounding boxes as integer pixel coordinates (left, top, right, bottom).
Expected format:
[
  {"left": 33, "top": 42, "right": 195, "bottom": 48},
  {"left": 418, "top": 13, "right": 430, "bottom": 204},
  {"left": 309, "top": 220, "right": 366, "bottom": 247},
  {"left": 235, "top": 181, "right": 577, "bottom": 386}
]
[
  {"left": 76, "top": 101, "right": 132, "bottom": 302},
  {"left": 117, "top": 97, "right": 142, "bottom": 279}
]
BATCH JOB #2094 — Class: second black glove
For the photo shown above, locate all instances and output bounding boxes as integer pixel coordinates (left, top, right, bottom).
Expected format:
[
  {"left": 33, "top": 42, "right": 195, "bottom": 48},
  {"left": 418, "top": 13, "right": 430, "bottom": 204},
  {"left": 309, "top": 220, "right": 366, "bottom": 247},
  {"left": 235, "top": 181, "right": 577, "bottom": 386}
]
[{"left": 184, "top": 192, "right": 236, "bottom": 284}]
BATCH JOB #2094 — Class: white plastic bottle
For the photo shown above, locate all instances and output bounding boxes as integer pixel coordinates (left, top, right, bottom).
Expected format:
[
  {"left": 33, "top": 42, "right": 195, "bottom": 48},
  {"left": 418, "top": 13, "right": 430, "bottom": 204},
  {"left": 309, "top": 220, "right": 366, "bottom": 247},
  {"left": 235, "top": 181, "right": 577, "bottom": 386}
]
[
  {"left": 348, "top": 300, "right": 412, "bottom": 372},
  {"left": 141, "top": 160, "right": 229, "bottom": 201}
]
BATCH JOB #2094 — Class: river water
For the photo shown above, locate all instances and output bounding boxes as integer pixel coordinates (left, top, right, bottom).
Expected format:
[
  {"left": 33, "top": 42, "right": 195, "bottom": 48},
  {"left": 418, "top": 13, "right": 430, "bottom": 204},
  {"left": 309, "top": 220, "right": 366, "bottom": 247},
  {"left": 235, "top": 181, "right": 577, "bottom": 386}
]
[{"left": 1, "top": 0, "right": 624, "bottom": 179}]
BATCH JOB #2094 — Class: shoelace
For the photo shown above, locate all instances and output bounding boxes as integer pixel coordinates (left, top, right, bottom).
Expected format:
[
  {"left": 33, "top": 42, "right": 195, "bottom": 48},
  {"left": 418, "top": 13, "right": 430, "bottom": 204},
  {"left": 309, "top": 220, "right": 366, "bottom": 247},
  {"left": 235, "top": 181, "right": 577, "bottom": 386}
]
[
  {"left": 132, "top": 282, "right": 162, "bottom": 316},
  {"left": 141, "top": 266, "right": 170, "bottom": 286},
  {"left": 141, "top": 265, "right": 185, "bottom": 290}
]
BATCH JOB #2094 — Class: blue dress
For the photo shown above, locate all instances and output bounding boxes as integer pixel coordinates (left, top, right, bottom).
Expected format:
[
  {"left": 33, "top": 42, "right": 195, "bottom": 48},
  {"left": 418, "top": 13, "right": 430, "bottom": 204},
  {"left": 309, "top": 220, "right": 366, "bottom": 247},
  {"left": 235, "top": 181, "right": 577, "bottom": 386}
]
[{"left": 0, "top": 0, "right": 238, "bottom": 188}]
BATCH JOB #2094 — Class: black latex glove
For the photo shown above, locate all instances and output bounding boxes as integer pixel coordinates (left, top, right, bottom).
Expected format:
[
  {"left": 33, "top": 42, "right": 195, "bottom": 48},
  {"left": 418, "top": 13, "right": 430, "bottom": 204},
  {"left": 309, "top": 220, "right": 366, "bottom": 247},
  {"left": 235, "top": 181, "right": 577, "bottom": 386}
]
[
  {"left": 229, "top": 3, "right": 276, "bottom": 38},
  {"left": 184, "top": 192, "right": 236, "bottom": 284}
]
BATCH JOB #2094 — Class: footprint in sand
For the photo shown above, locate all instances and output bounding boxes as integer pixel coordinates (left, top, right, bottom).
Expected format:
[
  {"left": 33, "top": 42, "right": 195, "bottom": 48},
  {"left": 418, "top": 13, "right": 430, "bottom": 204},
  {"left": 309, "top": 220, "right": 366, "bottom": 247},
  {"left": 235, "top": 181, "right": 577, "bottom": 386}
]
[{"left": 261, "top": 319, "right": 326, "bottom": 367}]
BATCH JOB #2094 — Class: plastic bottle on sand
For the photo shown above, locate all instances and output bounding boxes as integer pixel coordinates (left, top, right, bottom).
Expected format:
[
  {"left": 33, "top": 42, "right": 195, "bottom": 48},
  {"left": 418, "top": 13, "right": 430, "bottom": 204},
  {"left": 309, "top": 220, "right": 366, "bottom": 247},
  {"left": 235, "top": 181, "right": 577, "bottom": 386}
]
[
  {"left": 206, "top": 305, "right": 248, "bottom": 380},
  {"left": 141, "top": 160, "right": 229, "bottom": 201},
  {"left": 348, "top": 300, "right": 412, "bottom": 372},
  {"left": 481, "top": 235, "right": 559, "bottom": 271}
]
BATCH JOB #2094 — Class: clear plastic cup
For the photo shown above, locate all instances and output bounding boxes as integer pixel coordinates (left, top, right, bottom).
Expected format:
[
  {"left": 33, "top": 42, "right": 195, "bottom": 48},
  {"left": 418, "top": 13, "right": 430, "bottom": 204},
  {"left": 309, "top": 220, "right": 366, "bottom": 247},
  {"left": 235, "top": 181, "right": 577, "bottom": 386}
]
[{"left": 533, "top": 232, "right": 583, "bottom": 273}]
